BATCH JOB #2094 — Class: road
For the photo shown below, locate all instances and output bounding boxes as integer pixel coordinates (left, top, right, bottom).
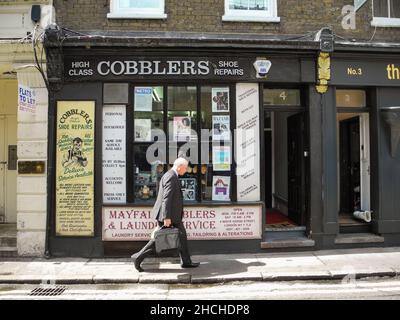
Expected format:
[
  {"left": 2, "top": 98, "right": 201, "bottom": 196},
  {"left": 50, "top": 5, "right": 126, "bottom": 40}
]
[{"left": 1, "top": 277, "right": 400, "bottom": 300}]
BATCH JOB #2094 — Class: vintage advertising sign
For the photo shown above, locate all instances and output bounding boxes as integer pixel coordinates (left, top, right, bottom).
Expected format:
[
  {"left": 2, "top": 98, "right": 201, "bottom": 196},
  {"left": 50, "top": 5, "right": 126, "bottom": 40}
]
[
  {"left": 18, "top": 84, "right": 36, "bottom": 114},
  {"left": 56, "top": 101, "right": 95, "bottom": 236},
  {"left": 235, "top": 83, "right": 261, "bottom": 202},
  {"left": 102, "top": 205, "right": 262, "bottom": 241},
  {"left": 103, "top": 105, "right": 126, "bottom": 203}
]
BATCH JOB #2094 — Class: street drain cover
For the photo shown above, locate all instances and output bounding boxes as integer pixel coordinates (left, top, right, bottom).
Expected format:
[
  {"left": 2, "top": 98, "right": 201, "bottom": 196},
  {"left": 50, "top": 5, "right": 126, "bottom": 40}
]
[{"left": 29, "top": 286, "right": 66, "bottom": 296}]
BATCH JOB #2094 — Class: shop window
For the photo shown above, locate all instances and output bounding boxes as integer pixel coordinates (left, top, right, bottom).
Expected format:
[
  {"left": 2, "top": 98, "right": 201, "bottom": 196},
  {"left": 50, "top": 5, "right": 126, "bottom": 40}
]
[
  {"left": 222, "top": 0, "right": 280, "bottom": 22},
  {"left": 372, "top": 0, "right": 400, "bottom": 27},
  {"left": 107, "top": 0, "right": 167, "bottom": 19},
  {"left": 263, "top": 89, "right": 301, "bottom": 106},
  {"left": 134, "top": 86, "right": 164, "bottom": 142},
  {"left": 336, "top": 89, "right": 366, "bottom": 109},
  {"left": 133, "top": 144, "right": 165, "bottom": 202},
  {"left": 200, "top": 86, "right": 232, "bottom": 201},
  {"left": 126, "top": 84, "right": 234, "bottom": 204}
]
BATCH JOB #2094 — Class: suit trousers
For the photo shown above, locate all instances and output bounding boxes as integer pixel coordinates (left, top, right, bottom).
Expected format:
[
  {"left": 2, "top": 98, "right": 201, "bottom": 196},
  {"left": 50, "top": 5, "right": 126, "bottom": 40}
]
[{"left": 133, "top": 221, "right": 192, "bottom": 265}]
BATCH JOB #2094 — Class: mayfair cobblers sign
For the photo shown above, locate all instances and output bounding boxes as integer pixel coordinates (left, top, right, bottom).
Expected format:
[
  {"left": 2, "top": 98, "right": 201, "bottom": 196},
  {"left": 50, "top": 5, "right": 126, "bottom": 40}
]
[{"left": 102, "top": 205, "right": 262, "bottom": 241}]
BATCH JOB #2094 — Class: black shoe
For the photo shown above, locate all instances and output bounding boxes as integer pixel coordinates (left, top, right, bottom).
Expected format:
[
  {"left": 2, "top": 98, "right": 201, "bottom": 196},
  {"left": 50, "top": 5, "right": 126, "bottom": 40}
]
[
  {"left": 181, "top": 262, "right": 200, "bottom": 268},
  {"left": 131, "top": 254, "right": 144, "bottom": 272}
]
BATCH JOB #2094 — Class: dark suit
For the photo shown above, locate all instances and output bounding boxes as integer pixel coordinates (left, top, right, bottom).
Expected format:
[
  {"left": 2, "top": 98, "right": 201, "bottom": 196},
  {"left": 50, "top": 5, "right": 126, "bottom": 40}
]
[{"left": 132, "top": 169, "right": 192, "bottom": 266}]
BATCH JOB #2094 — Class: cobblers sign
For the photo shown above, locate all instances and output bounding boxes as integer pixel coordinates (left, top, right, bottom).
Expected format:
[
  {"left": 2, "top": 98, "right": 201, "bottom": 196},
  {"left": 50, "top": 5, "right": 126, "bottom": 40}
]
[
  {"left": 64, "top": 56, "right": 253, "bottom": 80},
  {"left": 102, "top": 205, "right": 262, "bottom": 241}
]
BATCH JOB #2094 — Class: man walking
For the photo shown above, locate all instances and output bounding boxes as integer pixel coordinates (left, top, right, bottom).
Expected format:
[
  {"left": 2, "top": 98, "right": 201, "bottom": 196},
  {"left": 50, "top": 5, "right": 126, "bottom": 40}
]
[{"left": 131, "top": 157, "right": 200, "bottom": 272}]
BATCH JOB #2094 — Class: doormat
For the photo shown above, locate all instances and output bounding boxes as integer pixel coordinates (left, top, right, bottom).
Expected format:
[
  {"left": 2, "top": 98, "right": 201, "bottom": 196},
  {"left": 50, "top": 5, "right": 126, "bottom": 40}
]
[{"left": 266, "top": 209, "right": 297, "bottom": 228}]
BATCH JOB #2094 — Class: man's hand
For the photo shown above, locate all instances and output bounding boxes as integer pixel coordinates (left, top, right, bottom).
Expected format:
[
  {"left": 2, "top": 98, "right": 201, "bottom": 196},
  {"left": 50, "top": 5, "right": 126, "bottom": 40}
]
[{"left": 164, "top": 218, "right": 172, "bottom": 227}]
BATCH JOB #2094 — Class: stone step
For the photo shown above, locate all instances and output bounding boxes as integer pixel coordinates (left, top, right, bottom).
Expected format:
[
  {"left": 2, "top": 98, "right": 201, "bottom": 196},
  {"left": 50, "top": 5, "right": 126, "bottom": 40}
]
[
  {"left": 260, "top": 238, "right": 315, "bottom": 249},
  {"left": 335, "top": 233, "right": 384, "bottom": 244},
  {"left": 0, "top": 247, "right": 18, "bottom": 258},
  {"left": 0, "top": 236, "right": 17, "bottom": 247}
]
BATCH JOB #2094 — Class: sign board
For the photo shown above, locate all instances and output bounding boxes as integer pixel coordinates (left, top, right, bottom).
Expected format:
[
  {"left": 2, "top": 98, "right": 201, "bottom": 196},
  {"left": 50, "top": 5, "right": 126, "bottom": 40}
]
[
  {"left": 63, "top": 55, "right": 306, "bottom": 82},
  {"left": 18, "top": 85, "right": 36, "bottom": 114},
  {"left": 102, "top": 105, "right": 126, "bottom": 203},
  {"left": 235, "top": 83, "right": 261, "bottom": 202},
  {"left": 65, "top": 57, "right": 252, "bottom": 81},
  {"left": 56, "top": 101, "right": 95, "bottom": 236},
  {"left": 102, "top": 205, "right": 262, "bottom": 241},
  {"left": 331, "top": 59, "right": 400, "bottom": 86}
]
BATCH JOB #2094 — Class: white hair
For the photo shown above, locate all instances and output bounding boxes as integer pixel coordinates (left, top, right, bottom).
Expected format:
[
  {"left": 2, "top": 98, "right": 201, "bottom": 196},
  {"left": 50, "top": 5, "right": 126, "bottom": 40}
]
[{"left": 173, "top": 157, "right": 189, "bottom": 168}]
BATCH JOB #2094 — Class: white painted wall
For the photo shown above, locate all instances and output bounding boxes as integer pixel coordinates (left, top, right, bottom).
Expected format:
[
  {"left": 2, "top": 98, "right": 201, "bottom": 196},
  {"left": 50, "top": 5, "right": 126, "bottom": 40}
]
[{"left": 16, "top": 67, "right": 47, "bottom": 256}]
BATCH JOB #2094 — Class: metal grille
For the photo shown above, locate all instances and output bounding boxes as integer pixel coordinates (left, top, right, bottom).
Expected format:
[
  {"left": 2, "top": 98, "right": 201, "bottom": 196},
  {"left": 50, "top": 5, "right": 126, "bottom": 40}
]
[{"left": 29, "top": 286, "right": 66, "bottom": 296}]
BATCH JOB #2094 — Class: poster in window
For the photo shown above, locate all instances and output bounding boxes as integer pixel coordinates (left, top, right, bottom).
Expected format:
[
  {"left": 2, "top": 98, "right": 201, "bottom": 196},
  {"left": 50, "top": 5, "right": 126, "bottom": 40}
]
[
  {"left": 56, "top": 101, "right": 95, "bottom": 237},
  {"left": 212, "top": 146, "right": 231, "bottom": 171},
  {"left": 212, "top": 115, "right": 230, "bottom": 141},
  {"left": 134, "top": 87, "right": 153, "bottom": 111},
  {"left": 173, "top": 116, "right": 191, "bottom": 142},
  {"left": 135, "top": 119, "right": 152, "bottom": 141},
  {"left": 212, "top": 87, "right": 229, "bottom": 112},
  {"left": 212, "top": 176, "right": 230, "bottom": 201},
  {"left": 180, "top": 178, "right": 196, "bottom": 201},
  {"left": 102, "top": 105, "right": 126, "bottom": 204}
]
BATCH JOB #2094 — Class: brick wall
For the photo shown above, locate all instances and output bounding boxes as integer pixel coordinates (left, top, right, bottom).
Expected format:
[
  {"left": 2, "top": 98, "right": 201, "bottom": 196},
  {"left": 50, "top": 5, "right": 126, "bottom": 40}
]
[{"left": 53, "top": 0, "right": 400, "bottom": 42}]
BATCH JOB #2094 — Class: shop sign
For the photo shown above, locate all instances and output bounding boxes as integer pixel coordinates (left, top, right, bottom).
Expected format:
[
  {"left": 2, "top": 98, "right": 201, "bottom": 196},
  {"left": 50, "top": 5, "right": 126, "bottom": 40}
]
[
  {"left": 64, "top": 57, "right": 253, "bottom": 80},
  {"left": 56, "top": 101, "right": 95, "bottom": 236},
  {"left": 331, "top": 59, "right": 400, "bottom": 86},
  {"left": 235, "top": 83, "right": 261, "bottom": 202},
  {"left": 102, "top": 205, "right": 262, "bottom": 241}
]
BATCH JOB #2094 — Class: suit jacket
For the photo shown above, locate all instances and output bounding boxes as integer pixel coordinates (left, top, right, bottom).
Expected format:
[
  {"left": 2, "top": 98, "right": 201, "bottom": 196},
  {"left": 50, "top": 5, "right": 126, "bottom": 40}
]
[{"left": 152, "top": 169, "right": 183, "bottom": 223}]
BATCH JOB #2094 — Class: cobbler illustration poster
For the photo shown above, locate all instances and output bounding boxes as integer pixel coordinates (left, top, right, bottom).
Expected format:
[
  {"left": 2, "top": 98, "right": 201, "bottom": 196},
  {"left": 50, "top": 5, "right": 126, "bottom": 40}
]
[
  {"left": 56, "top": 101, "right": 95, "bottom": 236},
  {"left": 212, "top": 115, "right": 230, "bottom": 141},
  {"left": 212, "top": 87, "right": 229, "bottom": 112},
  {"left": 212, "top": 176, "right": 230, "bottom": 201}
]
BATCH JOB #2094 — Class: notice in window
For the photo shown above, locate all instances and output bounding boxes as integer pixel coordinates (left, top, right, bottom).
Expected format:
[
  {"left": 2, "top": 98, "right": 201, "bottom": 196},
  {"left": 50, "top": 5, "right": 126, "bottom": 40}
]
[
  {"left": 212, "top": 176, "right": 231, "bottom": 201},
  {"left": 103, "top": 105, "right": 126, "bottom": 203},
  {"left": 134, "top": 87, "right": 153, "bottom": 111},
  {"left": 56, "top": 101, "right": 95, "bottom": 236},
  {"left": 212, "top": 146, "right": 231, "bottom": 171},
  {"left": 236, "top": 83, "right": 261, "bottom": 202},
  {"left": 173, "top": 116, "right": 191, "bottom": 142},
  {"left": 212, "top": 87, "right": 230, "bottom": 112}
]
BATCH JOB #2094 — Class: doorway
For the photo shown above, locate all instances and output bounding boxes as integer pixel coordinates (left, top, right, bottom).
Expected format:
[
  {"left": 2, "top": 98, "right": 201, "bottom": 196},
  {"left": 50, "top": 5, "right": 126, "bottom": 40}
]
[
  {"left": 0, "top": 79, "right": 18, "bottom": 224},
  {"left": 337, "top": 113, "right": 371, "bottom": 232},
  {"left": 264, "top": 110, "right": 308, "bottom": 231}
]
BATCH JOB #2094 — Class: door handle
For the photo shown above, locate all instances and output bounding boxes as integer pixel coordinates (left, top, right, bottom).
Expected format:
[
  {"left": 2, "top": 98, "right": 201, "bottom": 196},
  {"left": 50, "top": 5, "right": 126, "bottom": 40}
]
[{"left": 0, "top": 161, "right": 7, "bottom": 164}]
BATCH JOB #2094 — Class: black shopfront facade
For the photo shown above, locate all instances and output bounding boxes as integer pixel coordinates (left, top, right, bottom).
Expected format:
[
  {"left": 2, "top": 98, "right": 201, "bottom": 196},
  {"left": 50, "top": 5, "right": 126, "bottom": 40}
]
[{"left": 43, "top": 34, "right": 400, "bottom": 258}]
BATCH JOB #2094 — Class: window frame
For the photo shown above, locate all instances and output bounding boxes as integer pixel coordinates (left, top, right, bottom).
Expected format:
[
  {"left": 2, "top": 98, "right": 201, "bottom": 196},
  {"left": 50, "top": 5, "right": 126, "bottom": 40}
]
[
  {"left": 222, "top": 0, "right": 280, "bottom": 23},
  {"left": 371, "top": 0, "right": 400, "bottom": 27},
  {"left": 107, "top": 0, "right": 167, "bottom": 19}
]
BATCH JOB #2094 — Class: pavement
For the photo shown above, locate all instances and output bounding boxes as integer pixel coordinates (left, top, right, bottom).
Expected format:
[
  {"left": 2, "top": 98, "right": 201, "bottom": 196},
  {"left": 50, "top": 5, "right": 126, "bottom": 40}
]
[{"left": 0, "top": 246, "right": 400, "bottom": 285}]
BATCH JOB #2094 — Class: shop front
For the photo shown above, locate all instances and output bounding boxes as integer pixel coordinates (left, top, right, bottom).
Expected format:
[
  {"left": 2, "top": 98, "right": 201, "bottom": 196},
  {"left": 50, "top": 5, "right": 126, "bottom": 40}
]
[{"left": 44, "top": 41, "right": 319, "bottom": 257}]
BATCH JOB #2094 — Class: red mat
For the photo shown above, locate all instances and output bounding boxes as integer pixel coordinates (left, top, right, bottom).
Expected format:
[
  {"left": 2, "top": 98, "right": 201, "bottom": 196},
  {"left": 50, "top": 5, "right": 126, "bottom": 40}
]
[{"left": 266, "top": 209, "right": 296, "bottom": 226}]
